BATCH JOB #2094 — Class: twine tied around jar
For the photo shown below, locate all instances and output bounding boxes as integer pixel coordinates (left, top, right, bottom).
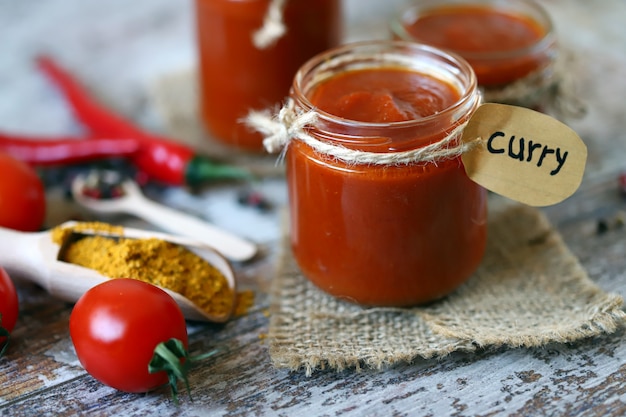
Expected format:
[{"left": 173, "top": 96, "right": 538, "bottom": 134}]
[
  {"left": 253, "top": 0, "right": 288, "bottom": 49},
  {"left": 245, "top": 99, "right": 482, "bottom": 166}
]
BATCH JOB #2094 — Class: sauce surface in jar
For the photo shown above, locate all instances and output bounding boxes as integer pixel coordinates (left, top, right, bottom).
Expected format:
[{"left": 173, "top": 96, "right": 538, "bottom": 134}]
[
  {"left": 309, "top": 68, "right": 460, "bottom": 123},
  {"left": 195, "top": 0, "right": 341, "bottom": 151},
  {"left": 393, "top": 2, "right": 554, "bottom": 87},
  {"left": 287, "top": 54, "right": 487, "bottom": 306}
]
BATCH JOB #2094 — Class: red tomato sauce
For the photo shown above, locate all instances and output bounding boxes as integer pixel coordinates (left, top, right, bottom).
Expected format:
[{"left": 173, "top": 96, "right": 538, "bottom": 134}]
[
  {"left": 309, "top": 68, "right": 460, "bottom": 123},
  {"left": 401, "top": 5, "right": 550, "bottom": 86},
  {"left": 195, "top": 0, "right": 341, "bottom": 151},
  {"left": 287, "top": 67, "right": 487, "bottom": 306}
]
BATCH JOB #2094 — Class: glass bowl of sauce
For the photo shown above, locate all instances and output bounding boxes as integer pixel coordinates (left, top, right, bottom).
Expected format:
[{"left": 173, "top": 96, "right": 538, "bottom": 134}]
[{"left": 391, "top": 0, "right": 557, "bottom": 109}]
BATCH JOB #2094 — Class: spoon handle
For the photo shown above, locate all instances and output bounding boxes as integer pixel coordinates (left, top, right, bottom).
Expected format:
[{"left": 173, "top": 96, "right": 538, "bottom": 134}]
[
  {"left": 126, "top": 197, "right": 257, "bottom": 262},
  {"left": 0, "top": 227, "right": 46, "bottom": 285}
]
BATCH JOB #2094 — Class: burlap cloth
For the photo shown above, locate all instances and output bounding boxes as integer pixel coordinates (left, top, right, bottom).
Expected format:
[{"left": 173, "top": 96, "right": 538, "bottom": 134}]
[{"left": 268, "top": 197, "right": 625, "bottom": 375}]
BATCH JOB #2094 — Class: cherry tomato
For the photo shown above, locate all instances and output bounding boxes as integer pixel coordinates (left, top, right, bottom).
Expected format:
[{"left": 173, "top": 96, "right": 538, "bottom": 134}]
[
  {"left": 0, "top": 152, "right": 46, "bottom": 232},
  {"left": 69, "top": 279, "right": 188, "bottom": 394},
  {"left": 0, "top": 266, "right": 19, "bottom": 353}
]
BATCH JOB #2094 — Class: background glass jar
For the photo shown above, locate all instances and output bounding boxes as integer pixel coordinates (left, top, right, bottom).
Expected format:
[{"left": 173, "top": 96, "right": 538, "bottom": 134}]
[
  {"left": 195, "top": 0, "right": 342, "bottom": 152},
  {"left": 285, "top": 41, "right": 486, "bottom": 307},
  {"left": 390, "top": 0, "right": 557, "bottom": 109}
]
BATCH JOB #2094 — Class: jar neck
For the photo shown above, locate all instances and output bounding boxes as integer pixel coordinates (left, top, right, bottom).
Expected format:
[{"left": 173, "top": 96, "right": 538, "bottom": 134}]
[{"left": 289, "top": 41, "right": 481, "bottom": 155}]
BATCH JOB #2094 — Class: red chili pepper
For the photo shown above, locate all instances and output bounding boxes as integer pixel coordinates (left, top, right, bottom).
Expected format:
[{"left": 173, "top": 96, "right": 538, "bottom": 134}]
[
  {"left": 0, "top": 134, "right": 138, "bottom": 165},
  {"left": 127, "top": 131, "right": 253, "bottom": 186},
  {"left": 0, "top": 56, "right": 252, "bottom": 186}
]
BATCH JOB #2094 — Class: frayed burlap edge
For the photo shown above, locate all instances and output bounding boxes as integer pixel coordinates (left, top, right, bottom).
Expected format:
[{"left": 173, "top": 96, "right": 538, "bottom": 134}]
[{"left": 267, "top": 198, "right": 626, "bottom": 375}]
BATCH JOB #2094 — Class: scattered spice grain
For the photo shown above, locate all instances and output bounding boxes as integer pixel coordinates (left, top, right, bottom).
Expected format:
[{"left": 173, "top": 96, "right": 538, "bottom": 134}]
[{"left": 234, "top": 290, "right": 255, "bottom": 317}]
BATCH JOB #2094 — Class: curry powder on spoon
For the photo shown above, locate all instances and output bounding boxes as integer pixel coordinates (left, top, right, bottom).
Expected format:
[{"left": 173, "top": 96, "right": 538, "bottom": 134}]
[{"left": 52, "top": 222, "right": 243, "bottom": 318}]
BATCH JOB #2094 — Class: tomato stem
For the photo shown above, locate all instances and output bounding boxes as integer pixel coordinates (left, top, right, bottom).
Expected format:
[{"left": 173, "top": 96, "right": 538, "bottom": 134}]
[
  {"left": 0, "top": 314, "right": 10, "bottom": 358},
  {"left": 149, "top": 338, "right": 218, "bottom": 405},
  {"left": 149, "top": 339, "right": 189, "bottom": 405}
]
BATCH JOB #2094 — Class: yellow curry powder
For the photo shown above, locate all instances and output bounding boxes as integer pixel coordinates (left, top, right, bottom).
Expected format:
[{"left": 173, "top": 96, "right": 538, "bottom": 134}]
[{"left": 52, "top": 222, "right": 251, "bottom": 318}]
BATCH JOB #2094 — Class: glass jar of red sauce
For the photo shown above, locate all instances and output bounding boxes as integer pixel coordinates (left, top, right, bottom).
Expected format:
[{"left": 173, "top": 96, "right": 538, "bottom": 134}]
[
  {"left": 195, "top": 0, "right": 342, "bottom": 152},
  {"left": 390, "top": 0, "right": 557, "bottom": 109},
  {"left": 283, "top": 41, "right": 486, "bottom": 307}
]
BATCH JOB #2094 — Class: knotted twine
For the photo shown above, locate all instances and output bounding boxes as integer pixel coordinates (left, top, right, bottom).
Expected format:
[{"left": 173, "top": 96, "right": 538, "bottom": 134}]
[
  {"left": 246, "top": 99, "right": 482, "bottom": 165},
  {"left": 253, "top": 0, "right": 288, "bottom": 49}
]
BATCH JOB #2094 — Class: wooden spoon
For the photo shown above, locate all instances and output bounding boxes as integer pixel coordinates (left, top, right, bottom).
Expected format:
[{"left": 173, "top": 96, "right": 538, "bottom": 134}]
[{"left": 0, "top": 221, "right": 237, "bottom": 323}]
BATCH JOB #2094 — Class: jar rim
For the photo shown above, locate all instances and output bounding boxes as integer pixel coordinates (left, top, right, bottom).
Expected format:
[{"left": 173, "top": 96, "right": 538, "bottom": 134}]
[
  {"left": 291, "top": 40, "right": 479, "bottom": 130},
  {"left": 389, "top": 0, "right": 556, "bottom": 62}
]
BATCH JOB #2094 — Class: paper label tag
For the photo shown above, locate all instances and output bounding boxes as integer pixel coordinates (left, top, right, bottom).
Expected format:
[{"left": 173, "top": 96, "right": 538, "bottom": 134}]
[{"left": 461, "top": 103, "right": 587, "bottom": 207}]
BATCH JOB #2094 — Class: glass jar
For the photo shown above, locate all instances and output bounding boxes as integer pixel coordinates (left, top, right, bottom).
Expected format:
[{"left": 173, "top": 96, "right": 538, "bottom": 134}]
[
  {"left": 390, "top": 0, "right": 557, "bottom": 109},
  {"left": 285, "top": 41, "right": 486, "bottom": 307},
  {"left": 195, "top": 0, "right": 342, "bottom": 152}
]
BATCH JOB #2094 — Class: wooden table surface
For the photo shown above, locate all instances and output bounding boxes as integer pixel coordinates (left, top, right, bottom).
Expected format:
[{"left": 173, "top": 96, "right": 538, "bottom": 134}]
[{"left": 1, "top": 0, "right": 626, "bottom": 415}]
